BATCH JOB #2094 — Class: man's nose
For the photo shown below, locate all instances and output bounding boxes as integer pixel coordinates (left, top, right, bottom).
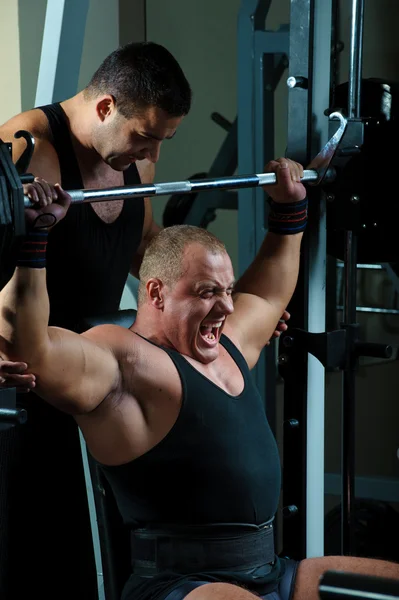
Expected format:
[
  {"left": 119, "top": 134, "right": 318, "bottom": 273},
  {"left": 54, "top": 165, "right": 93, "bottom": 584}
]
[
  {"left": 145, "top": 141, "right": 161, "bottom": 164},
  {"left": 220, "top": 293, "right": 234, "bottom": 315}
]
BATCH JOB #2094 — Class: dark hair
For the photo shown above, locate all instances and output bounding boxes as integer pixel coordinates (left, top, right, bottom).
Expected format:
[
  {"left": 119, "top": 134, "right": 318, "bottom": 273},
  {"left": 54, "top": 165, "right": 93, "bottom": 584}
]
[{"left": 84, "top": 41, "right": 192, "bottom": 118}]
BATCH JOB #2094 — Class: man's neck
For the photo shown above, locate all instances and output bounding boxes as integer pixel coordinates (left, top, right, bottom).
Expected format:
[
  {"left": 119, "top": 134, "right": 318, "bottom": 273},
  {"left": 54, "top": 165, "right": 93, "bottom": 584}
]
[
  {"left": 60, "top": 93, "right": 96, "bottom": 152},
  {"left": 60, "top": 94, "right": 105, "bottom": 171},
  {"left": 132, "top": 309, "right": 170, "bottom": 348}
]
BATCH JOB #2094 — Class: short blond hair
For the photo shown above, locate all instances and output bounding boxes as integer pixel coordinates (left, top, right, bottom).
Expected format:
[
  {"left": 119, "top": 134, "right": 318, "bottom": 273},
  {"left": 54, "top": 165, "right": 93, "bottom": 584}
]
[{"left": 138, "top": 225, "right": 226, "bottom": 305}]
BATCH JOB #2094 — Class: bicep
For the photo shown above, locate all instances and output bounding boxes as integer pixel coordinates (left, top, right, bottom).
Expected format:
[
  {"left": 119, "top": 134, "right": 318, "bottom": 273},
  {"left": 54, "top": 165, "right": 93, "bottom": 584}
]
[
  {"left": 33, "top": 327, "right": 120, "bottom": 414},
  {"left": 225, "top": 292, "right": 283, "bottom": 369}
]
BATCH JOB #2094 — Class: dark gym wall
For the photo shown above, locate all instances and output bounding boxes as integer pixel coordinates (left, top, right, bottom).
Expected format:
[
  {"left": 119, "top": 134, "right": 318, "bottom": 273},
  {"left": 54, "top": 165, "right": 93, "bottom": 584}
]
[
  {"left": 146, "top": 0, "right": 241, "bottom": 270},
  {"left": 120, "top": 0, "right": 146, "bottom": 45},
  {"left": 78, "top": 0, "right": 119, "bottom": 91}
]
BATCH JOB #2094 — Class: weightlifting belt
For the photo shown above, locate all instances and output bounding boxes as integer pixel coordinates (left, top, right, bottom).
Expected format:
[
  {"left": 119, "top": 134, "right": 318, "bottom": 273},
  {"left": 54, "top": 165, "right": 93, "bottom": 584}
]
[{"left": 131, "top": 520, "right": 275, "bottom": 576}]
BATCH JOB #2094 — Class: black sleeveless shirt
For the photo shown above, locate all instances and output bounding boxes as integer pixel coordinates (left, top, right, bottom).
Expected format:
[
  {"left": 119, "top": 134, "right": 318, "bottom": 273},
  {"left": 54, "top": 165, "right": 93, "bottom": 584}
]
[
  {"left": 37, "top": 103, "right": 145, "bottom": 329},
  {"left": 101, "top": 334, "right": 282, "bottom": 600}
]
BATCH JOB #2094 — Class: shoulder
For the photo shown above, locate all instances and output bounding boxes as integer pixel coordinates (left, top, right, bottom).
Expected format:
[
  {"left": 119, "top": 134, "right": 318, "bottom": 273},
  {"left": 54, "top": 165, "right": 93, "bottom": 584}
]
[
  {"left": 0, "top": 108, "right": 58, "bottom": 170},
  {"left": 82, "top": 323, "right": 135, "bottom": 354},
  {"left": 0, "top": 108, "right": 51, "bottom": 142},
  {"left": 82, "top": 324, "right": 163, "bottom": 365},
  {"left": 83, "top": 325, "right": 182, "bottom": 404}
]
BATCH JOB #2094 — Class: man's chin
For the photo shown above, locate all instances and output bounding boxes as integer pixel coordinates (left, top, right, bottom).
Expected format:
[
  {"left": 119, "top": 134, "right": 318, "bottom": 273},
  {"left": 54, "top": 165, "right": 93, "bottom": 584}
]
[
  {"left": 193, "top": 342, "right": 219, "bottom": 364},
  {"left": 107, "top": 158, "right": 130, "bottom": 171}
]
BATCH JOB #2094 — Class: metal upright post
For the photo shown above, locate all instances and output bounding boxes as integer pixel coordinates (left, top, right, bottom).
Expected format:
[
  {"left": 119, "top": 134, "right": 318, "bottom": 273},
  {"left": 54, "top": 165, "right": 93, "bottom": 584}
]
[
  {"left": 306, "top": 0, "right": 332, "bottom": 558},
  {"left": 282, "top": 0, "right": 333, "bottom": 559},
  {"left": 237, "top": 0, "right": 289, "bottom": 432},
  {"left": 341, "top": 0, "right": 365, "bottom": 557},
  {"left": 281, "top": 0, "right": 313, "bottom": 559}
]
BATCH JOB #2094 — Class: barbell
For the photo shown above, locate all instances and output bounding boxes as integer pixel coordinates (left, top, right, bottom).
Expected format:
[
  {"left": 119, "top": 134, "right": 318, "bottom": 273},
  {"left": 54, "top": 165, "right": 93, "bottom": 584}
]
[
  {"left": 0, "top": 111, "right": 347, "bottom": 290},
  {"left": 24, "top": 169, "right": 320, "bottom": 207}
]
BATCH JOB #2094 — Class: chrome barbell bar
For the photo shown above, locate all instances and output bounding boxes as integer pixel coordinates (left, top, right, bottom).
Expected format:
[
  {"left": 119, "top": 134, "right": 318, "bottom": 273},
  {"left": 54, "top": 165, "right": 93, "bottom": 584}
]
[{"left": 24, "top": 169, "right": 321, "bottom": 207}]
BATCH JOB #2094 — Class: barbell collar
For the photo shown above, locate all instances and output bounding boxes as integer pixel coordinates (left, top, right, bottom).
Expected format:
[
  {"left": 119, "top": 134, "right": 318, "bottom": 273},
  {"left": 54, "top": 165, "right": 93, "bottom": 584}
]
[{"left": 23, "top": 169, "right": 321, "bottom": 207}]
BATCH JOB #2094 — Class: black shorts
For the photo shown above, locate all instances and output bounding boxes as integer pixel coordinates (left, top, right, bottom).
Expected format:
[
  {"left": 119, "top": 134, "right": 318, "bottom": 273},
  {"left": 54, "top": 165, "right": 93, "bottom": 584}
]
[{"left": 163, "top": 560, "right": 299, "bottom": 600}]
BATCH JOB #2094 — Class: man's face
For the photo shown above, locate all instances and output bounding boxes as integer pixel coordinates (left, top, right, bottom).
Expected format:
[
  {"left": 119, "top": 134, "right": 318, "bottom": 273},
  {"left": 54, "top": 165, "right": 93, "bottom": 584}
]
[
  {"left": 160, "top": 244, "right": 235, "bottom": 364},
  {"left": 94, "top": 103, "right": 183, "bottom": 170}
]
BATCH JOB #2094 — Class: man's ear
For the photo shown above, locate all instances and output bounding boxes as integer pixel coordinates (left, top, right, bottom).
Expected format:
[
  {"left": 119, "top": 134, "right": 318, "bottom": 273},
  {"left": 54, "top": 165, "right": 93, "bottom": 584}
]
[
  {"left": 96, "top": 95, "right": 116, "bottom": 122},
  {"left": 147, "top": 279, "right": 165, "bottom": 309}
]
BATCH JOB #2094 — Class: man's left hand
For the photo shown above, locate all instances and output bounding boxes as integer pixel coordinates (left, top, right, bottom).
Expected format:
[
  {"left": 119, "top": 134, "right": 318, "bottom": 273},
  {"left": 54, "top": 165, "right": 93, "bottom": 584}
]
[{"left": 264, "top": 158, "right": 307, "bottom": 204}]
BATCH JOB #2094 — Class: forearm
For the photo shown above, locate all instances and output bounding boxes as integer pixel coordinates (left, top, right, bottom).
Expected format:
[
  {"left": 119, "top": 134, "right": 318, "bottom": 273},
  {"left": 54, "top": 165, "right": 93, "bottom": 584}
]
[
  {"left": 235, "top": 231, "right": 303, "bottom": 312},
  {"left": 0, "top": 267, "right": 50, "bottom": 364}
]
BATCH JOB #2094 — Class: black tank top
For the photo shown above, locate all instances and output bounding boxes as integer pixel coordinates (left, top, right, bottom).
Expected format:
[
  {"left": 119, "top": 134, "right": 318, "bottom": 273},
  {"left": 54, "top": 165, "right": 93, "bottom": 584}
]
[
  {"left": 101, "top": 334, "right": 281, "bottom": 527},
  {"left": 37, "top": 103, "right": 145, "bottom": 329}
]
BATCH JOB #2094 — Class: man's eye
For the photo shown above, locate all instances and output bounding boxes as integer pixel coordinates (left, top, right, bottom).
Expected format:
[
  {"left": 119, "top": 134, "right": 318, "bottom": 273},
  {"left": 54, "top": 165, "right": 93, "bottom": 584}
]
[{"left": 201, "top": 291, "right": 213, "bottom": 299}]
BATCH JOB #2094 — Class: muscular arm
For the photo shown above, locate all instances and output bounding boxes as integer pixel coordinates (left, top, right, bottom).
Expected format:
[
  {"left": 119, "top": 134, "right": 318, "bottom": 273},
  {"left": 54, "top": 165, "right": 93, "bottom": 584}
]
[
  {"left": 0, "top": 266, "right": 120, "bottom": 414},
  {"left": 225, "top": 160, "right": 306, "bottom": 368},
  {"left": 130, "top": 160, "right": 162, "bottom": 278},
  {"left": 226, "top": 233, "right": 302, "bottom": 368}
]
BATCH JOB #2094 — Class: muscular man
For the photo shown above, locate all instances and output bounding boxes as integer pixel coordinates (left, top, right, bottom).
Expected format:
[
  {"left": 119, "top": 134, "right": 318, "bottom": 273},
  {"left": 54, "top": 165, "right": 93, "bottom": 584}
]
[
  {"left": 0, "top": 159, "right": 397, "bottom": 600},
  {"left": 0, "top": 41, "right": 191, "bottom": 599}
]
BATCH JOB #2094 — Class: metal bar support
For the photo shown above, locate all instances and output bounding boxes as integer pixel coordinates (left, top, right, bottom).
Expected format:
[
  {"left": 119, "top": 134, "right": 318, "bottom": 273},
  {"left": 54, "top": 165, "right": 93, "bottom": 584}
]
[
  {"left": 281, "top": 0, "right": 314, "bottom": 560},
  {"left": 341, "top": 0, "right": 365, "bottom": 557}
]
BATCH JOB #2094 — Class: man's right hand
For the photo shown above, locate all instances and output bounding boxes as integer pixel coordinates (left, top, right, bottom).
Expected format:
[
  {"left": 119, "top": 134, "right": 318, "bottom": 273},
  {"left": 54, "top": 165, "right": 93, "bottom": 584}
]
[
  {"left": 24, "top": 177, "right": 71, "bottom": 229},
  {"left": 0, "top": 360, "right": 36, "bottom": 393}
]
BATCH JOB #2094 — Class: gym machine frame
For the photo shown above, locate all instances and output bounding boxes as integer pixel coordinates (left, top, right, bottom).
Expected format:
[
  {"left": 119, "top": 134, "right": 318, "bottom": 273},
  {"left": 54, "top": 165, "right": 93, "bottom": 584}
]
[
  {"left": 278, "top": 0, "right": 395, "bottom": 560},
  {"left": 237, "top": 0, "right": 290, "bottom": 440},
  {"left": 277, "top": 0, "right": 333, "bottom": 559}
]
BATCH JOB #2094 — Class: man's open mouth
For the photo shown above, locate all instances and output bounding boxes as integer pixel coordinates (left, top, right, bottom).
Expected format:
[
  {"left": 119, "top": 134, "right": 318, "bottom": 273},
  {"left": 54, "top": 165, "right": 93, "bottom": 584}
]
[{"left": 199, "top": 321, "right": 224, "bottom": 344}]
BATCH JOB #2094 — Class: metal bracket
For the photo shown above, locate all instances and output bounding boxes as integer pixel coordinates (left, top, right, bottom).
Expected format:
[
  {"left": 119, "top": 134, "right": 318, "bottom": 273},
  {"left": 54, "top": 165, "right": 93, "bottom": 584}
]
[
  {"left": 14, "top": 130, "right": 35, "bottom": 175},
  {"left": 307, "top": 111, "right": 348, "bottom": 184},
  {"left": 279, "top": 326, "right": 392, "bottom": 371}
]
